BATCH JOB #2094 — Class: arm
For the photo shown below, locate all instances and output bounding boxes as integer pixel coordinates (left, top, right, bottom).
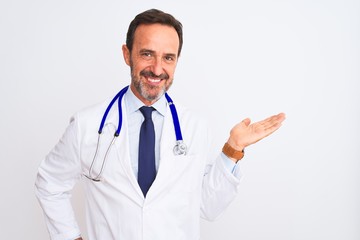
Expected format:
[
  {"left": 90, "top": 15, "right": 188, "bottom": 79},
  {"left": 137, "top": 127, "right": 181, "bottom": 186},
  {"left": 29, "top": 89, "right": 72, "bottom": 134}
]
[
  {"left": 35, "top": 115, "right": 83, "bottom": 240},
  {"left": 201, "top": 113, "right": 286, "bottom": 220}
]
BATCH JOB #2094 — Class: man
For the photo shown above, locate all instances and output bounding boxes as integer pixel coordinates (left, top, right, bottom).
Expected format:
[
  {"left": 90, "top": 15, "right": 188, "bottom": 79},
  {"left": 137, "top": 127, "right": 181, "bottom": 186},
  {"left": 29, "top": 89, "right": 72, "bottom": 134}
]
[{"left": 35, "top": 9, "right": 285, "bottom": 240}]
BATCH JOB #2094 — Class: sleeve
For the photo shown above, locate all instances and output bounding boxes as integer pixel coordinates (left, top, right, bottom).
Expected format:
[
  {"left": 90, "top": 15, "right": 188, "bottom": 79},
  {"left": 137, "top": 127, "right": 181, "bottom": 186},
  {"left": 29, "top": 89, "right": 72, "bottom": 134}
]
[
  {"left": 220, "top": 152, "right": 242, "bottom": 176},
  {"left": 200, "top": 127, "right": 243, "bottom": 221},
  {"left": 35, "top": 114, "right": 83, "bottom": 240}
]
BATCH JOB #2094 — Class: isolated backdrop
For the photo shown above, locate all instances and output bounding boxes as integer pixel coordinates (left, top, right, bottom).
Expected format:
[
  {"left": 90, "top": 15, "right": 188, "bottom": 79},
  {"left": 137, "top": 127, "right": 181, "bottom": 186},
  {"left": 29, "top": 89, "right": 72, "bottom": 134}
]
[{"left": 1, "top": 0, "right": 359, "bottom": 239}]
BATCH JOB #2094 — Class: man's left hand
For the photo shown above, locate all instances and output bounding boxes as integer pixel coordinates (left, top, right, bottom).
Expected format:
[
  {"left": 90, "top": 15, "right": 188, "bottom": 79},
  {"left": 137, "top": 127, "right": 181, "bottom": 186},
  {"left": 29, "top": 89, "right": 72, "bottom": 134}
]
[{"left": 226, "top": 112, "right": 286, "bottom": 159}]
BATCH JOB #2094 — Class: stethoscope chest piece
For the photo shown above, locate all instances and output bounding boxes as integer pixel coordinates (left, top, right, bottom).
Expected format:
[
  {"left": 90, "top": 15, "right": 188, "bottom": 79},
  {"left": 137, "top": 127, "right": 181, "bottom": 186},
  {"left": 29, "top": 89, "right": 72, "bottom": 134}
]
[
  {"left": 85, "top": 85, "right": 187, "bottom": 182},
  {"left": 173, "top": 140, "right": 187, "bottom": 156}
]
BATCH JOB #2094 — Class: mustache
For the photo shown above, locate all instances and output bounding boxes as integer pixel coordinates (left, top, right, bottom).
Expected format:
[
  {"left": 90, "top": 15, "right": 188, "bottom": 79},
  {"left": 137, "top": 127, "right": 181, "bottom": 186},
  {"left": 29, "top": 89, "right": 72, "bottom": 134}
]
[{"left": 140, "top": 70, "right": 169, "bottom": 80}]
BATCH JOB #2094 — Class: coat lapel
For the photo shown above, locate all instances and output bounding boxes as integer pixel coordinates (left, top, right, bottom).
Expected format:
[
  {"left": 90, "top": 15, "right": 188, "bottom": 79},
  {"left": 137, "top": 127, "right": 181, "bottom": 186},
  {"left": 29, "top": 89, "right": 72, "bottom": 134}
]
[
  {"left": 145, "top": 105, "right": 178, "bottom": 200},
  {"left": 108, "top": 98, "right": 145, "bottom": 202}
]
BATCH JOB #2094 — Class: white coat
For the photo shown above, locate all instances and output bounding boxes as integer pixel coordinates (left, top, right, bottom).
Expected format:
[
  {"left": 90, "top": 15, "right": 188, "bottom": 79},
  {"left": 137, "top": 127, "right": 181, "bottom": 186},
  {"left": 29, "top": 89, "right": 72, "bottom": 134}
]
[{"left": 35, "top": 96, "right": 242, "bottom": 240}]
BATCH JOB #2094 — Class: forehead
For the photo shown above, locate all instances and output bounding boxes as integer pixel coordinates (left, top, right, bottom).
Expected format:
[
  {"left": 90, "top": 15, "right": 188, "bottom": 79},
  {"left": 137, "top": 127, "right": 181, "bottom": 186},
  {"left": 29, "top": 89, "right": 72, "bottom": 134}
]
[{"left": 133, "top": 23, "right": 179, "bottom": 54}]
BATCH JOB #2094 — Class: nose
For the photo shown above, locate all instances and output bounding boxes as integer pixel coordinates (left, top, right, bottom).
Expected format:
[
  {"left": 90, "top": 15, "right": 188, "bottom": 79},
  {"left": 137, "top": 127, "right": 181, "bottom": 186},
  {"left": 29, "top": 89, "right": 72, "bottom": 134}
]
[{"left": 151, "top": 57, "right": 164, "bottom": 76}]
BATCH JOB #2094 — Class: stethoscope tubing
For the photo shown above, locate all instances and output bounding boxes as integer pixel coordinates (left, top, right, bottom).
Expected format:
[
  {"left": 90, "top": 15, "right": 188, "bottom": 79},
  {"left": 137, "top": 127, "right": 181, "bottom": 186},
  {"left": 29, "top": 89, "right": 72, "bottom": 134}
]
[
  {"left": 86, "top": 85, "right": 185, "bottom": 182},
  {"left": 98, "top": 85, "right": 129, "bottom": 136},
  {"left": 99, "top": 85, "right": 183, "bottom": 142},
  {"left": 164, "top": 93, "right": 183, "bottom": 142}
]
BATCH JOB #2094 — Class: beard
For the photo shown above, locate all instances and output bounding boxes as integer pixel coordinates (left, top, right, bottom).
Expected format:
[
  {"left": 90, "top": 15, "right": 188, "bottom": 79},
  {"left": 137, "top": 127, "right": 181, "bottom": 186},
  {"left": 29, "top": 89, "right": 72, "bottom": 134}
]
[{"left": 131, "top": 68, "right": 173, "bottom": 102}]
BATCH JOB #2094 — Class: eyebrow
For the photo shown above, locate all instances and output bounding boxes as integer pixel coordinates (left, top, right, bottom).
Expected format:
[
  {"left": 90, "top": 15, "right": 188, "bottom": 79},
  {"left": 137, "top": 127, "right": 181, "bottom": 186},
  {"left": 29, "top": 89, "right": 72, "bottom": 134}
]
[{"left": 139, "top": 49, "right": 177, "bottom": 59}]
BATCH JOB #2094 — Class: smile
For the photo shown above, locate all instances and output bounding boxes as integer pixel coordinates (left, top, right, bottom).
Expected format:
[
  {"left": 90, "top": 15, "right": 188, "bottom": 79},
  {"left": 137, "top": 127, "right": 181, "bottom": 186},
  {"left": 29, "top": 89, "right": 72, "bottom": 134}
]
[
  {"left": 148, "top": 78, "right": 162, "bottom": 83},
  {"left": 140, "top": 70, "right": 169, "bottom": 84}
]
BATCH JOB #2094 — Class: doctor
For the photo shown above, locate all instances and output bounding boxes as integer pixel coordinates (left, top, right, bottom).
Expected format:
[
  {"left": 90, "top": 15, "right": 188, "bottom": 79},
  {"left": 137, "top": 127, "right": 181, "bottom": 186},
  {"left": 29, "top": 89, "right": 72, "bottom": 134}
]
[{"left": 35, "top": 9, "right": 285, "bottom": 240}]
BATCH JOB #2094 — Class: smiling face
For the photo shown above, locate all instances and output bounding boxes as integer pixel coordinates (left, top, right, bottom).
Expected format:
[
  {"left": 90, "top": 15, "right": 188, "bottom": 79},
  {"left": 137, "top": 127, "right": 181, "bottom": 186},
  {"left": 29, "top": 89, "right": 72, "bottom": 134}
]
[{"left": 122, "top": 23, "right": 180, "bottom": 106}]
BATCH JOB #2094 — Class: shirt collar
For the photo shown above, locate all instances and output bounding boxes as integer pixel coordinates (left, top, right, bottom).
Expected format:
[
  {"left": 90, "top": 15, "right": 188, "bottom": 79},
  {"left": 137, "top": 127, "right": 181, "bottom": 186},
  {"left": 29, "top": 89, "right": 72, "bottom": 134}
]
[{"left": 124, "top": 86, "right": 167, "bottom": 116}]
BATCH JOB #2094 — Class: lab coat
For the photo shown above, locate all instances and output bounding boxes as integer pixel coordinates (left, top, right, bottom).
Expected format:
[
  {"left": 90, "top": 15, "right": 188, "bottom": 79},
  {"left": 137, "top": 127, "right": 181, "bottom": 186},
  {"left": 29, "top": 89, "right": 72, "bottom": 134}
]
[{"left": 35, "top": 96, "right": 242, "bottom": 240}]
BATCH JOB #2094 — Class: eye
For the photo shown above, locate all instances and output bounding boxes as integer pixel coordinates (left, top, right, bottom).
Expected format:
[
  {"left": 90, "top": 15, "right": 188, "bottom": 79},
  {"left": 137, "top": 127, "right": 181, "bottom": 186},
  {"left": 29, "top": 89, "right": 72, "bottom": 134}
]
[
  {"left": 164, "top": 55, "right": 176, "bottom": 62},
  {"left": 165, "top": 56, "right": 173, "bottom": 61},
  {"left": 141, "top": 52, "right": 152, "bottom": 58}
]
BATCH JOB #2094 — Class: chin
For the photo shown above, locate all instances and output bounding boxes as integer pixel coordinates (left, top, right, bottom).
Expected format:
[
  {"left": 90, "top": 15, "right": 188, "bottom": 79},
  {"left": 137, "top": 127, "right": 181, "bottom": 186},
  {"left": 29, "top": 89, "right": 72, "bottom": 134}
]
[{"left": 143, "top": 90, "right": 164, "bottom": 102}]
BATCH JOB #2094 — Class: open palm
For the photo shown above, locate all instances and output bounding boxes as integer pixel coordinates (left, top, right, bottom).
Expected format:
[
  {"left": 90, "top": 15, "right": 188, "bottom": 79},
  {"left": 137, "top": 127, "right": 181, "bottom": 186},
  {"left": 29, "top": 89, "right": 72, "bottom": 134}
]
[{"left": 227, "top": 113, "right": 286, "bottom": 151}]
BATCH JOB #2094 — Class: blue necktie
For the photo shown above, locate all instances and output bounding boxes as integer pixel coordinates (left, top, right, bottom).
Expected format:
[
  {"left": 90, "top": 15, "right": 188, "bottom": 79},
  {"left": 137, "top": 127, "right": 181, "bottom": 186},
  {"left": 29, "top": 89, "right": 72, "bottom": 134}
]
[{"left": 138, "top": 106, "right": 156, "bottom": 197}]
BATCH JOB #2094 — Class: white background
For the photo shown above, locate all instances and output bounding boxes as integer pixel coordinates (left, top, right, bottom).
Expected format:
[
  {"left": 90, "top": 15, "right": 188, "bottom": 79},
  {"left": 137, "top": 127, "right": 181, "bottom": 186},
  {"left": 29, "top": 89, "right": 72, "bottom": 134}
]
[{"left": 1, "top": 0, "right": 359, "bottom": 239}]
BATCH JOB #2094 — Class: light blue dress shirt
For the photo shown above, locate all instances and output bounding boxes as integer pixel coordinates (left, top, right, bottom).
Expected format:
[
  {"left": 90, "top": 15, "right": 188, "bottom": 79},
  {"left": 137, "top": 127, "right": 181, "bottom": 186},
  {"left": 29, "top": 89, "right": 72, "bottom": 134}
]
[{"left": 124, "top": 88, "right": 239, "bottom": 178}]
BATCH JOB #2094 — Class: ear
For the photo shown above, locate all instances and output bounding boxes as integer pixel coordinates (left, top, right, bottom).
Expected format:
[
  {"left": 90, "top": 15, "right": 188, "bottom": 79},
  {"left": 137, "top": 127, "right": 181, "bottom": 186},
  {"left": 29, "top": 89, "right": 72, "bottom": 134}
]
[{"left": 122, "top": 44, "right": 131, "bottom": 66}]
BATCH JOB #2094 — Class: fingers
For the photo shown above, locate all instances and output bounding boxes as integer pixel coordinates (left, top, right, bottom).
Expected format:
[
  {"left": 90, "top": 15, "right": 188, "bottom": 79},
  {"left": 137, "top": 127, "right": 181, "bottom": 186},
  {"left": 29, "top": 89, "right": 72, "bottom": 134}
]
[
  {"left": 228, "top": 113, "right": 285, "bottom": 149},
  {"left": 249, "top": 113, "right": 285, "bottom": 137},
  {"left": 261, "top": 113, "right": 285, "bottom": 126},
  {"left": 261, "top": 113, "right": 286, "bottom": 133},
  {"left": 264, "top": 113, "right": 286, "bottom": 124},
  {"left": 242, "top": 118, "right": 251, "bottom": 126}
]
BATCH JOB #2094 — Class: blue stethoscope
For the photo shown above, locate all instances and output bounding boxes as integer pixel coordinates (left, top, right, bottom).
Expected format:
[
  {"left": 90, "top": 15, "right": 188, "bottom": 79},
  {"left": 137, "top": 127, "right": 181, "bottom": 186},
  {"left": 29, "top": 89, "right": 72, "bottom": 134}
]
[{"left": 85, "top": 85, "right": 187, "bottom": 182}]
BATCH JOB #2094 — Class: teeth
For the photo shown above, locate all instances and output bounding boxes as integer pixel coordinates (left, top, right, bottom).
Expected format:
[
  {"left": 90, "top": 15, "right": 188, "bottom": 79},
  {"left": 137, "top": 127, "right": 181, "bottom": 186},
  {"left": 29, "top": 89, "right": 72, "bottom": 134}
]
[{"left": 149, "top": 78, "right": 161, "bottom": 83}]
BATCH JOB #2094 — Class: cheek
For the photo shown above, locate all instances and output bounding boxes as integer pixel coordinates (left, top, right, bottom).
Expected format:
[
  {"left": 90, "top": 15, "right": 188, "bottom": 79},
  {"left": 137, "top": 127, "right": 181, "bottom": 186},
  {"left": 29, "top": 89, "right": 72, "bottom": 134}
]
[
  {"left": 130, "top": 63, "right": 144, "bottom": 76},
  {"left": 134, "top": 60, "right": 152, "bottom": 73},
  {"left": 166, "top": 66, "right": 177, "bottom": 78}
]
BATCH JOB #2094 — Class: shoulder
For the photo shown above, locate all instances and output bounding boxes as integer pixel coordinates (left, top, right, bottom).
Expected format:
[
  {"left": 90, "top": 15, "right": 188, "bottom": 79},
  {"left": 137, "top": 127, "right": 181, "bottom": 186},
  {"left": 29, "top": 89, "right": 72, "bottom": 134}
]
[
  {"left": 174, "top": 101, "right": 210, "bottom": 135},
  {"left": 69, "top": 97, "right": 114, "bottom": 133},
  {"left": 175, "top": 101, "right": 207, "bottom": 121},
  {"left": 170, "top": 100, "right": 212, "bottom": 155},
  {"left": 71, "top": 100, "right": 107, "bottom": 120}
]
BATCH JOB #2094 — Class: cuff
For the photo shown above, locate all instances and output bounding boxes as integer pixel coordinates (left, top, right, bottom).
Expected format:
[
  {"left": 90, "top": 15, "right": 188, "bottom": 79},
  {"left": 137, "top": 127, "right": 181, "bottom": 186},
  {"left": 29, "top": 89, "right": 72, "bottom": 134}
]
[{"left": 220, "top": 152, "right": 242, "bottom": 179}]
